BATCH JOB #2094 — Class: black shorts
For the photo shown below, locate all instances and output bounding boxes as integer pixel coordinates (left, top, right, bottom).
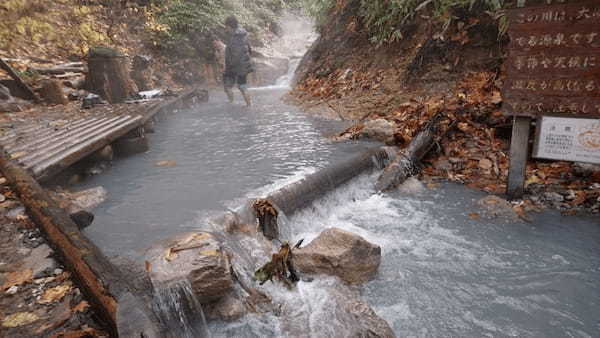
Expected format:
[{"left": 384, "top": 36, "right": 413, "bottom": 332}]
[{"left": 224, "top": 73, "right": 248, "bottom": 88}]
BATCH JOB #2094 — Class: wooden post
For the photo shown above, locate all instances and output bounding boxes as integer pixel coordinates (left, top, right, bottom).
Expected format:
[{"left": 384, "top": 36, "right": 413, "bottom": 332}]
[{"left": 507, "top": 116, "right": 532, "bottom": 199}]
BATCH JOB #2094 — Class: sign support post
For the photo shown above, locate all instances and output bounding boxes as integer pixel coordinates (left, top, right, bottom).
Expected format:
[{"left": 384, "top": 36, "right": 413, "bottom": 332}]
[
  {"left": 502, "top": 0, "right": 600, "bottom": 199},
  {"left": 507, "top": 116, "right": 532, "bottom": 199}
]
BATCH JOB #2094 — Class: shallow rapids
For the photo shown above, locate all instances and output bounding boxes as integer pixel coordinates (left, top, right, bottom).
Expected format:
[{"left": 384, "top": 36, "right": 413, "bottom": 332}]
[{"left": 281, "top": 174, "right": 600, "bottom": 337}]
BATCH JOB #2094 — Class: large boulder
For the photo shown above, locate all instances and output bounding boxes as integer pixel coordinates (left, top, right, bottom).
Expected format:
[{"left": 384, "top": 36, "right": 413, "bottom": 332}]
[
  {"left": 294, "top": 228, "right": 381, "bottom": 284},
  {"left": 249, "top": 56, "right": 289, "bottom": 86},
  {"left": 146, "top": 232, "right": 233, "bottom": 304}
]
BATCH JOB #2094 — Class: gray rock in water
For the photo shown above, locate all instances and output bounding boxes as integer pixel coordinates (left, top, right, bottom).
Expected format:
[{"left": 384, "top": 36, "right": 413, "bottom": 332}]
[
  {"left": 70, "top": 210, "right": 94, "bottom": 230},
  {"left": 147, "top": 232, "right": 234, "bottom": 304},
  {"left": 204, "top": 293, "right": 246, "bottom": 322},
  {"left": 51, "top": 186, "right": 107, "bottom": 214},
  {"left": 294, "top": 228, "right": 381, "bottom": 284},
  {"left": 397, "top": 177, "right": 425, "bottom": 195},
  {"left": 477, "top": 195, "right": 520, "bottom": 223},
  {"left": 250, "top": 56, "right": 290, "bottom": 86},
  {"left": 279, "top": 277, "right": 395, "bottom": 338}
]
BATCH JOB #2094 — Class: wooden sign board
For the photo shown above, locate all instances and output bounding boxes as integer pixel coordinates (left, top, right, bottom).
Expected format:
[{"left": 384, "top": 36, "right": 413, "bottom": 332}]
[
  {"left": 503, "top": 0, "right": 600, "bottom": 116},
  {"left": 533, "top": 115, "right": 600, "bottom": 163}
]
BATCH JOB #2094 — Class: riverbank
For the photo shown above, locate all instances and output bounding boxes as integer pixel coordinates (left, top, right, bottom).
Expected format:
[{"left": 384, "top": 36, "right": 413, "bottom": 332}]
[
  {"left": 0, "top": 88, "right": 206, "bottom": 337},
  {"left": 291, "top": 2, "right": 600, "bottom": 216},
  {"left": 0, "top": 184, "right": 108, "bottom": 337}
]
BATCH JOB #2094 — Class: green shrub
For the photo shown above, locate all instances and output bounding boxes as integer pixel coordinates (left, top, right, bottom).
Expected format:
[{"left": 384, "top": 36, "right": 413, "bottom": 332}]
[{"left": 303, "top": 0, "right": 506, "bottom": 45}]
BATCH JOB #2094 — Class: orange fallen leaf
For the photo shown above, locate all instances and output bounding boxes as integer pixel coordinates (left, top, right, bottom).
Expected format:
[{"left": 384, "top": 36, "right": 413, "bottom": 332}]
[
  {"left": 2, "top": 312, "right": 39, "bottom": 328},
  {"left": 468, "top": 212, "right": 480, "bottom": 220},
  {"left": 571, "top": 191, "right": 587, "bottom": 206},
  {"left": 2, "top": 269, "right": 33, "bottom": 290},
  {"left": 513, "top": 205, "right": 532, "bottom": 223},
  {"left": 38, "top": 284, "right": 71, "bottom": 304},
  {"left": 72, "top": 301, "right": 89, "bottom": 313}
]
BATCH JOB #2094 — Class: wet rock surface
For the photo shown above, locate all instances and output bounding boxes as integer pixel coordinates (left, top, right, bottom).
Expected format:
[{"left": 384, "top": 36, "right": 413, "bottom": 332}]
[
  {"left": 50, "top": 186, "right": 107, "bottom": 214},
  {"left": 476, "top": 195, "right": 521, "bottom": 223},
  {"left": 294, "top": 228, "right": 382, "bottom": 284},
  {"left": 146, "top": 232, "right": 234, "bottom": 304},
  {"left": 204, "top": 293, "right": 246, "bottom": 322},
  {"left": 273, "top": 278, "right": 395, "bottom": 338}
]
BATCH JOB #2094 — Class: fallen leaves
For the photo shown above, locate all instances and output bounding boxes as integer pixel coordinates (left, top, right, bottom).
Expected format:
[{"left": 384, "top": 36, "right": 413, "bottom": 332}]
[
  {"left": 2, "top": 312, "right": 39, "bottom": 328},
  {"left": 2, "top": 269, "right": 33, "bottom": 290},
  {"left": 51, "top": 327, "right": 105, "bottom": 338},
  {"left": 478, "top": 158, "right": 493, "bottom": 170},
  {"left": 72, "top": 301, "right": 90, "bottom": 313},
  {"left": 38, "top": 284, "right": 71, "bottom": 304}
]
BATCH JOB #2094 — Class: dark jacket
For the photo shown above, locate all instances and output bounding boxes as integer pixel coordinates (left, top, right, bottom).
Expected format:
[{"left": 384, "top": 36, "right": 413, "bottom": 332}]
[{"left": 225, "top": 28, "right": 253, "bottom": 76}]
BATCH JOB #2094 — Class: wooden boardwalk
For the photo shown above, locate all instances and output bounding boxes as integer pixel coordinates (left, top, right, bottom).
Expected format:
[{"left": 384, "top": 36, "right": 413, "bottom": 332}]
[
  {"left": 0, "top": 114, "right": 143, "bottom": 182},
  {"left": 0, "top": 88, "right": 204, "bottom": 184}
]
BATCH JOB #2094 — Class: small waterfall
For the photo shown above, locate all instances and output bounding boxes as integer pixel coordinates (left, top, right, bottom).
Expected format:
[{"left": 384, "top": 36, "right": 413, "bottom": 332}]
[
  {"left": 275, "top": 57, "right": 302, "bottom": 88},
  {"left": 251, "top": 57, "right": 303, "bottom": 90},
  {"left": 153, "top": 280, "right": 211, "bottom": 338}
]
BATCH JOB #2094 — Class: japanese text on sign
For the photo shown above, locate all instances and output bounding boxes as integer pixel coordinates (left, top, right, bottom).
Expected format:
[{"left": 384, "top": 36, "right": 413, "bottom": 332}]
[
  {"left": 503, "top": 0, "right": 600, "bottom": 116},
  {"left": 533, "top": 116, "right": 600, "bottom": 164}
]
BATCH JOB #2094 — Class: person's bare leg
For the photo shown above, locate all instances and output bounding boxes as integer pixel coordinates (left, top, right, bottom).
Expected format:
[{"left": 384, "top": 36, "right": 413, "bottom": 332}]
[
  {"left": 239, "top": 84, "right": 251, "bottom": 107},
  {"left": 224, "top": 86, "right": 234, "bottom": 103}
]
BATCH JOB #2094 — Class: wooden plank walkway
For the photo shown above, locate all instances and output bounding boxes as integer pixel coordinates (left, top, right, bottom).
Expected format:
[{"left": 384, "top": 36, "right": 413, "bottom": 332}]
[
  {"left": 0, "top": 113, "right": 143, "bottom": 183},
  {"left": 0, "top": 87, "right": 204, "bottom": 184}
]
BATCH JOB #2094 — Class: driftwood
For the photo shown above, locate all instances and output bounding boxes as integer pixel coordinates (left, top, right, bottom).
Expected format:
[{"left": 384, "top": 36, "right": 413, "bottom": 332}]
[
  {"left": 253, "top": 199, "right": 279, "bottom": 240},
  {"left": 0, "top": 57, "right": 41, "bottom": 102},
  {"left": 0, "top": 148, "right": 164, "bottom": 337},
  {"left": 266, "top": 148, "right": 389, "bottom": 217},
  {"left": 375, "top": 113, "right": 446, "bottom": 192}
]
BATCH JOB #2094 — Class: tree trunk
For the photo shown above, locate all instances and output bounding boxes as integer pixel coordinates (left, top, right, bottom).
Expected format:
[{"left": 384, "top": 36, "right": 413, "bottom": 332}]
[
  {"left": 86, "top": 47, "right": 136, "bottom": 103},
  {"left": 375, "top": 114, "right": 445, "bottom": 192},
  {"left": 40, "top": 79, "right": 68, "bottom": 105},
  {"left": 0, "top": 148, "right": 164, "bottom": 337}
]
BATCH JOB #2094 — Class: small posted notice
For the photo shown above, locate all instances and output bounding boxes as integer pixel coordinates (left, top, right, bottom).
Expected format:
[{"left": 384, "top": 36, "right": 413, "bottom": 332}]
[{"left": 534, "top": 116, "right": 600, "bottom": 164}]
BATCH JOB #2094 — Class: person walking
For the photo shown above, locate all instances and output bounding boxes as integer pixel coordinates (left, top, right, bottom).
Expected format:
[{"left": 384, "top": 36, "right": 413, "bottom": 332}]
[{"left": 224, "top": 15, "right": 253, "bottom": 106}]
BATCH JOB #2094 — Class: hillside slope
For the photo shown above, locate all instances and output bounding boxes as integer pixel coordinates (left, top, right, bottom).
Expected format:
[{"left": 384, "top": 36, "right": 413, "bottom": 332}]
[{"left": 291, "top": 0, "right": 599, "bottom": 214}]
